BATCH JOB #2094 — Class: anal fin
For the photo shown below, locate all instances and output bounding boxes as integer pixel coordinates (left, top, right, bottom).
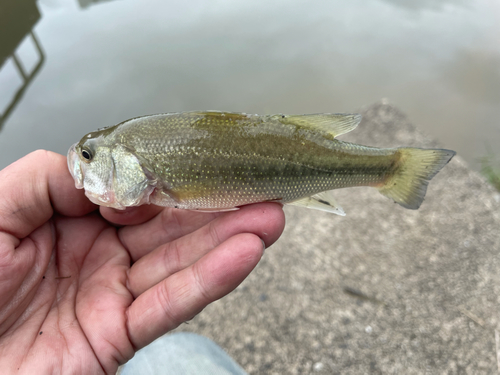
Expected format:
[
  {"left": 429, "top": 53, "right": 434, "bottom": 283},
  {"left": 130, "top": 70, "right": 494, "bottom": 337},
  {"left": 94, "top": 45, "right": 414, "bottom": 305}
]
[{"left": 287, "top": 191, "right": 345, "bottom": 216}]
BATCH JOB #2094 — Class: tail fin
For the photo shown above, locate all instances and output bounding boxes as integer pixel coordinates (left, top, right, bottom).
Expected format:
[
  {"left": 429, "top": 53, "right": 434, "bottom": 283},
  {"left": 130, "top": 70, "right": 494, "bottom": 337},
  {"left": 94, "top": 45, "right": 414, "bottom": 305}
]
[{"left": 378, "top": 148, "right": 456, "bottom": 209}]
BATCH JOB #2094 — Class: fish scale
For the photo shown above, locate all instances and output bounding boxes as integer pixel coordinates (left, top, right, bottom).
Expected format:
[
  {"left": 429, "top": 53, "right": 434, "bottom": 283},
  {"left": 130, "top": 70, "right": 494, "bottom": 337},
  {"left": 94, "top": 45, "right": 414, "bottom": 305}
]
[{"left": 67, "top": 111, "right": 455, "bottom": 214}]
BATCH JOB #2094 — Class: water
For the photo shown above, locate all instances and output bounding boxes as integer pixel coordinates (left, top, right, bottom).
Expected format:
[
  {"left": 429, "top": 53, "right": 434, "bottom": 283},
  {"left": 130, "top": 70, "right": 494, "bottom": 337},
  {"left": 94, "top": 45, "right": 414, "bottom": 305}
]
[{"left": 1, "top": 0, "right": 499, "bottom": 171}]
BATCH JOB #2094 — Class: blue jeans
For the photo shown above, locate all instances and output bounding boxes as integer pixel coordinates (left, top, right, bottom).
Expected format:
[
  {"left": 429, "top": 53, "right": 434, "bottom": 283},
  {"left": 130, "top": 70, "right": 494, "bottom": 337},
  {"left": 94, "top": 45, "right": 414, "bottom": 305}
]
[{"left": 120, "top": 333, "right": 248, "bottom": 375}]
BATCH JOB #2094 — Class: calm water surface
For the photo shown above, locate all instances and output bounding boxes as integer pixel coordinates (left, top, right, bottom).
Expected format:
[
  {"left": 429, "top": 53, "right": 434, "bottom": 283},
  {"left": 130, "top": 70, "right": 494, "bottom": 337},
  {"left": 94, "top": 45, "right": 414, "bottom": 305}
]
[{"left": 1, "top": 0, "right": 499, "bottom": 170}]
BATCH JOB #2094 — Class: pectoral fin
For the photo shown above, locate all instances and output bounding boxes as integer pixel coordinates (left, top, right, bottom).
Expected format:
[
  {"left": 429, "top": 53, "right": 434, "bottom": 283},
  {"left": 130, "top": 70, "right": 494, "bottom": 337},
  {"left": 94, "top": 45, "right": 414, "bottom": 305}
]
[
  {"left": 190, "top": 207, "right": 240, "bottom": 212},
  {"left": 287, "top": 191, "right": 346, "bottom": 216}
]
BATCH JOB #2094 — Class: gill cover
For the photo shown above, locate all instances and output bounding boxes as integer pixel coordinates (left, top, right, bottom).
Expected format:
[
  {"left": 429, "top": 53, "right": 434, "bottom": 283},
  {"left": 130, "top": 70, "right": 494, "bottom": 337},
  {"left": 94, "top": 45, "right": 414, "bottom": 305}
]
[{"left": 67, "top": 143, "right": 154, "bottom": 209}]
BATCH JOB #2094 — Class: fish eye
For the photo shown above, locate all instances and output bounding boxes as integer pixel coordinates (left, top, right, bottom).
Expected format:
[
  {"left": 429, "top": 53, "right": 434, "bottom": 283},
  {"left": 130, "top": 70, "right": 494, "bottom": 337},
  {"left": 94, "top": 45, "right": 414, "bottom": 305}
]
[{"left": 81, "top": 148, "right": 93, "bottom": 161}]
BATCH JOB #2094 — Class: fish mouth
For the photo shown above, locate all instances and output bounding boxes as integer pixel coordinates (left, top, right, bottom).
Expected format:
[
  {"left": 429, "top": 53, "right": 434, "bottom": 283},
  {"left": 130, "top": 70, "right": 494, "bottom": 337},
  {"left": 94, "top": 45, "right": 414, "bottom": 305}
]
[{"left": 67, "top": 143, "right": 84, "bottom": 189}]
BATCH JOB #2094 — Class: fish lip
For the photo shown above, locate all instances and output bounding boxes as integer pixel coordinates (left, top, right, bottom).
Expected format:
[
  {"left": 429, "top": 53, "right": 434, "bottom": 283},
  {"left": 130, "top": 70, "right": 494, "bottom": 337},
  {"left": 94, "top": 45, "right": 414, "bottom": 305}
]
[
  {"left": 67, "top": 143, "right": 84, "bottom": 189},
  {"left": 86, "top": 188, "right": 121, "bottom": 208}
]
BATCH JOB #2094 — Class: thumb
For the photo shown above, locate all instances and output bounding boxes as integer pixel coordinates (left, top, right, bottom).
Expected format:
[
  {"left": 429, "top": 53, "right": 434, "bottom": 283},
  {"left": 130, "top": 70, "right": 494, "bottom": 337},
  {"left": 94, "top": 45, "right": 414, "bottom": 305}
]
[{"left": 0, "top": 150, "right": 96, "bottom": 239}]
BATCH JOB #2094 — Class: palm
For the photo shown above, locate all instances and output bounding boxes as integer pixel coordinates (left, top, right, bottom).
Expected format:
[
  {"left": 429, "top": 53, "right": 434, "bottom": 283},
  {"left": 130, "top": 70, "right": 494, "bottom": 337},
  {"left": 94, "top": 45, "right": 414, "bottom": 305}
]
[{"left": 0, "top": 151, "right": 285, "bottom": 374}]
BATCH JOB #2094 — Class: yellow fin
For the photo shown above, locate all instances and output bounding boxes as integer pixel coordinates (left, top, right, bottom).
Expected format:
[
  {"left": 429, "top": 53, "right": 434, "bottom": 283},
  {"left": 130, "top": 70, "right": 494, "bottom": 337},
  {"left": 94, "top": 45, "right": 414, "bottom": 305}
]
[
  {"left": 195, "top": 111, "right": 250, "bottom": 121},
  {"left": 287, "top": 191, "right": 346, "bottom": 216},
  {"left": 378, "top": 148, "right": 456, "bottom": 209},
  {"left": 190, "top": 207, "right": 240, "bottom": 212},
  {"left": 278, "top": 113, "right": 362, "bottom": 138}
]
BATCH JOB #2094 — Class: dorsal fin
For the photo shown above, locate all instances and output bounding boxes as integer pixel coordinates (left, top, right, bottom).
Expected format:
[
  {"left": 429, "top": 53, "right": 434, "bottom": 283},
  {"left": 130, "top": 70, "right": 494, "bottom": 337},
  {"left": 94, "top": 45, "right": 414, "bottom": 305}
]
[{"left": 277, "top": 113, "right": 362, "bottom": 138}]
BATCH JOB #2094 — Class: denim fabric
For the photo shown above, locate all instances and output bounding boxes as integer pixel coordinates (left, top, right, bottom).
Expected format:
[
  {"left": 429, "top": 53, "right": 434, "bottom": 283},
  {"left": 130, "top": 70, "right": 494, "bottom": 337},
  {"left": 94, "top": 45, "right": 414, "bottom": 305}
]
[{"left": 120, "top": 333, "right": 248, "bottom": 375}]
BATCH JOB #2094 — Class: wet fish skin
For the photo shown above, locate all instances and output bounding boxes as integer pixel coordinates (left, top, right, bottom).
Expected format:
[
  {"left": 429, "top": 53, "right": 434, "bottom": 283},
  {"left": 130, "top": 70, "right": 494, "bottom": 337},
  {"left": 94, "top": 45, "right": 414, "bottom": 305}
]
[{"left": 67, "top": 111, "right": 455, "bottom": 214}]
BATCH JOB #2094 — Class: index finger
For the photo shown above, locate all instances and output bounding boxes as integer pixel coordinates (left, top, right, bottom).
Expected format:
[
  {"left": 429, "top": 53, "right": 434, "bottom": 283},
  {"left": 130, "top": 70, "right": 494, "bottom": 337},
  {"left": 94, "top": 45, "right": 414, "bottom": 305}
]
[
  {"left": 0, "top": 150, "right": 97, "bottom": 239},
  {"left": 118, "top": 203, "right": 284, "bottom": 261}
]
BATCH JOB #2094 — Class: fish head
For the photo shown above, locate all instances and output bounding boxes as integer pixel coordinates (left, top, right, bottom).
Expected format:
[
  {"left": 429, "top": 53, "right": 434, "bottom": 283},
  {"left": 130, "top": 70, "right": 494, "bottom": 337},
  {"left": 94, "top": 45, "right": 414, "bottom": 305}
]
[{"left": 67, "top": 132, "right": 155, "bottom": 209}]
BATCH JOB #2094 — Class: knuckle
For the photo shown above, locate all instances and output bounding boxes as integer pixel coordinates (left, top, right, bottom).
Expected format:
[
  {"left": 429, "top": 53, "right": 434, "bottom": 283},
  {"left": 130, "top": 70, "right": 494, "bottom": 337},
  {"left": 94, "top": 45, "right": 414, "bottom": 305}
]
[
  {"left": 161, "top": 240, "right": 182, "bottom": 276},
  {"left": 163, "top": 208, "right": 183, "bottom": 232},
  {"left": 207, "top": 221, "right": 221, "bottom": 248},
  {"left": 192, "top": 264, "right": 213, "bottom": 304},
  {"left": 155, "top": 282, "right": 181, "bottom": 326}
]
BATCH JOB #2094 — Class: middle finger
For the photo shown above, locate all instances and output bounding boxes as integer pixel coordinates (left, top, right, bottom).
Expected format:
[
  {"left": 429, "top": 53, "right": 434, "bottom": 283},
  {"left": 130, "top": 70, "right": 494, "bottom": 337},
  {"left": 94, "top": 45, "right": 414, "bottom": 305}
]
[{"left": 126, "top": 203, "right": 284, "bottom": 297}]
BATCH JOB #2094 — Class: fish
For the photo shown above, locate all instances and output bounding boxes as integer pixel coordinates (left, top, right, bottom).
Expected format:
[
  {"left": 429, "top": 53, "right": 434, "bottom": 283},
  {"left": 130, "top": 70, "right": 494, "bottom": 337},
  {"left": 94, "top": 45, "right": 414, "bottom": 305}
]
[{"left": 67, "top": 111, "right": 455, "bottom": 215}]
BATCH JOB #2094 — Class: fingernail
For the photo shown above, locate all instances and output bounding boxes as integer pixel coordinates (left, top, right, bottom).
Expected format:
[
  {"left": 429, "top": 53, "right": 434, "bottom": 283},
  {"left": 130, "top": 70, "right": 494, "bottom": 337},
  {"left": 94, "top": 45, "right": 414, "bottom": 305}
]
[{"left": 261, "top": 238, "right": 266, "bottom": 252}]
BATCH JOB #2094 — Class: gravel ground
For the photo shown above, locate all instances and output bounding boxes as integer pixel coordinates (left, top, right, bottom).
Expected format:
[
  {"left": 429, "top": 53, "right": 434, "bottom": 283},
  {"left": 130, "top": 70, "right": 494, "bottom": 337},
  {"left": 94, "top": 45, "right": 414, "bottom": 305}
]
[{"left": 142, "top": 101, "right": 500, "bottom": 374}]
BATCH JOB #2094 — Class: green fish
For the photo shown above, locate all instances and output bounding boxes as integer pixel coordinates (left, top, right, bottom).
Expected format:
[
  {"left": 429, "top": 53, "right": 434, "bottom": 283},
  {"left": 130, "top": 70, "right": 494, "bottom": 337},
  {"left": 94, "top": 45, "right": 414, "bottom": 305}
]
[{"left": 67, "top": 111, "right": 455, "bottom": 215}]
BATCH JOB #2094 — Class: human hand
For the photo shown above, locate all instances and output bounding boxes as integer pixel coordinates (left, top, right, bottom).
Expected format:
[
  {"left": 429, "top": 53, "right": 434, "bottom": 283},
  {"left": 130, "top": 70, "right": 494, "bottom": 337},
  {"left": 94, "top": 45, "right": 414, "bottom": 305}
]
[{"left": 0, "top": 151, "right": 285, "bottom": 374}]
